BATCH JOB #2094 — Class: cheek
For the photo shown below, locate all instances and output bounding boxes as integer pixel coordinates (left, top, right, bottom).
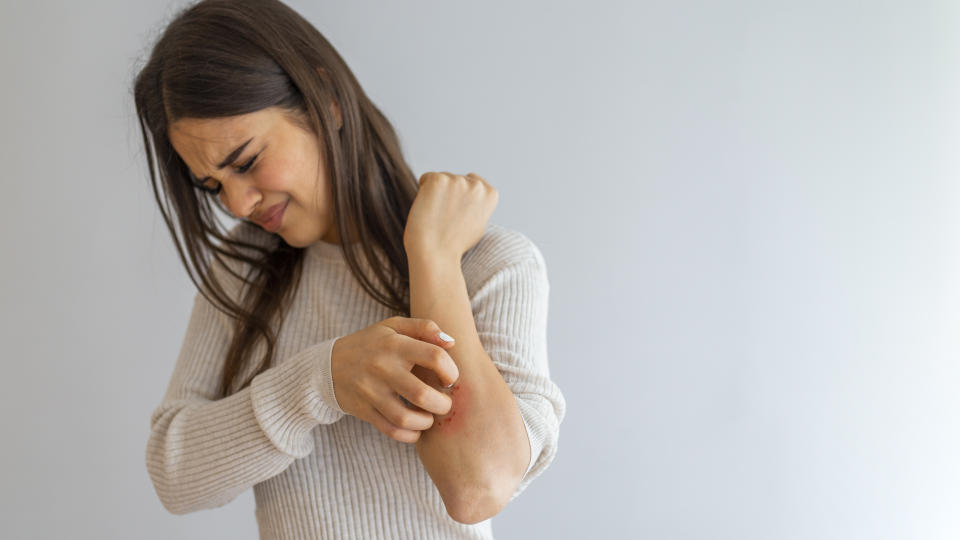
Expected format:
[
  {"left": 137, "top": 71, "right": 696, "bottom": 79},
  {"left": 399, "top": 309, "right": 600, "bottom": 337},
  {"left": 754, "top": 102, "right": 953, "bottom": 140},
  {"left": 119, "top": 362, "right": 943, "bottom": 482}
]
[{"left": 255, "top": 165, "right": 292, "bottom": 193}]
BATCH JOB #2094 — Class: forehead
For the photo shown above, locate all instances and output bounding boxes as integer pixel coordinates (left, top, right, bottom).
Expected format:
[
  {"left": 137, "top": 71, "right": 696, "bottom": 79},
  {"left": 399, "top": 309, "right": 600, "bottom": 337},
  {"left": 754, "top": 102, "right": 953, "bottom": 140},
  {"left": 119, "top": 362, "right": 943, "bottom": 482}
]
[{"left": 168, "top": 108, "right": 279, "bottom": 173}]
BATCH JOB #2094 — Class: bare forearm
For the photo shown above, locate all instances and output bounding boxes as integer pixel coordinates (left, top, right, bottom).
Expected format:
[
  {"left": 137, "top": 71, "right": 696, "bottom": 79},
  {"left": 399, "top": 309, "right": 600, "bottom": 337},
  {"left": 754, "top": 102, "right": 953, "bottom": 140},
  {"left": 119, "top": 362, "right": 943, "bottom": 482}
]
[{"left": 407, "top": 251, "right": 529, "bottom": 522}]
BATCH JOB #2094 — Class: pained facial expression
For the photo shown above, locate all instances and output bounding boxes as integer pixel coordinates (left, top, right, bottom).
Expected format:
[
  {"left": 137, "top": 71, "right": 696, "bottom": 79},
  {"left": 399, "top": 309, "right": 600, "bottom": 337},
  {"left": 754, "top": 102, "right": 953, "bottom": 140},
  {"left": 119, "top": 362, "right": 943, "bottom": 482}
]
[{"left": 168, "top": 104, "right": 341, "bottom": 247}]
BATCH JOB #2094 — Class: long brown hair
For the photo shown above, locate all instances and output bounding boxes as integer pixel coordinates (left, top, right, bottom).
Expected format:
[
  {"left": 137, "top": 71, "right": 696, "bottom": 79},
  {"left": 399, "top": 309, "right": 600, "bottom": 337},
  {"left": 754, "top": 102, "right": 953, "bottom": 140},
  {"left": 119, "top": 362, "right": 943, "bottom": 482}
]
[{"left": 132, "top": 0, "right": 417, "bottom": 398}]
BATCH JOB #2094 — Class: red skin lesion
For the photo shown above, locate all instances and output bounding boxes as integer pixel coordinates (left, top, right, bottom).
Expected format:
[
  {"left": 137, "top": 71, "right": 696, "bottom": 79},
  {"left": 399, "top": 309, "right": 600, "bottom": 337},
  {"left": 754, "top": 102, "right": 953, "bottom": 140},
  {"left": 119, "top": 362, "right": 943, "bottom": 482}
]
[
  {"left": 436, "top": 384, "right": 465, "bottom": 430},
  {"left": 410, "top": 365, "right": 466, "bottom": 432}
]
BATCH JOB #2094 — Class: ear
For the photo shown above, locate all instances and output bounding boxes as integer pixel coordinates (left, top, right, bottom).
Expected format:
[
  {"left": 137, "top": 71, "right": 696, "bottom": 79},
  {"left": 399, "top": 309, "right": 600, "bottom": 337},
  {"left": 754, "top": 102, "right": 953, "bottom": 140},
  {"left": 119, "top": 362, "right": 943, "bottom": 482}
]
[{"left": 316, "top": 66, "right": 342, "bottom": 131}]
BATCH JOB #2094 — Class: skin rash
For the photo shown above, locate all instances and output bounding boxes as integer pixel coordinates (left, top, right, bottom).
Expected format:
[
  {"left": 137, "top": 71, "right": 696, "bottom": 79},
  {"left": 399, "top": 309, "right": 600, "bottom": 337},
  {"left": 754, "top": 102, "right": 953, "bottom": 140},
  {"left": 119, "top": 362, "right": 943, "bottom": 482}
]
[
  {"left": 409, "top": 365, "right": 468, "bottom": 433},
  {"left": 435, "top": 384, "right": 466, "bottom": 431}
]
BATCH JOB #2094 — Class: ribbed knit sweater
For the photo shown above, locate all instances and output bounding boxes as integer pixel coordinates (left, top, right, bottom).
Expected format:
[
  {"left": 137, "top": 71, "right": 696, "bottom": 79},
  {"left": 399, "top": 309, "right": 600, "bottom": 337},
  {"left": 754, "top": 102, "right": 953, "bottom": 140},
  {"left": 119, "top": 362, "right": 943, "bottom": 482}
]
[{"left": 145, "top": 222, "right": 567, "bottom": 539}]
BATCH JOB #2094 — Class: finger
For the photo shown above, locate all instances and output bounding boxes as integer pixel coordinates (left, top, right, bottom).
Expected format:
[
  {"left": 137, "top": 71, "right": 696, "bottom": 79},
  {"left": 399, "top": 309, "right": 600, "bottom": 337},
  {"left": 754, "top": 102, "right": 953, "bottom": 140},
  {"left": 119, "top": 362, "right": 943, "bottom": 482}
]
[
  {"left": 364, "top": 405, "right": 422, "bottom": 443},
  {"left": 383, "top": 316, "right": 456, "bottom": 348},
  {"left": 396, "top": 334, "right": 459, "bottom": 389},
  {"left": 395, "top": 371, "right": 454, "bottom": 416},
  {"left": 381, "top": 318, "right": 459, "bottom": 381},
  {"left": 373, "top": 389, "right": 435, "bottom": 431}
]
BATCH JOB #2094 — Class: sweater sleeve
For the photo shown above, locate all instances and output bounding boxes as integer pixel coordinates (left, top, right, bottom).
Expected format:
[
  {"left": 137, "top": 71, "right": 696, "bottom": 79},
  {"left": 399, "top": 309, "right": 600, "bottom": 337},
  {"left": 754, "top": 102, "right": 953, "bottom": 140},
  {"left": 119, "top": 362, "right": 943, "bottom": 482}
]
[
  {"left": 145, "top": 286, "right": 347, "bottom": 515},
  {"left": 469, "top": 244, "right": 567, "bottom": 503}
]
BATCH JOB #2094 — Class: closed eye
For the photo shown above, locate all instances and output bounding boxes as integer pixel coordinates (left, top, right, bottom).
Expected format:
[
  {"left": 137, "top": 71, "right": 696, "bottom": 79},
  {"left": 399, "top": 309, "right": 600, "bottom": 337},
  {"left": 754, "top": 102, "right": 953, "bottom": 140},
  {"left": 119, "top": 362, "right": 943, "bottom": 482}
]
[
  {"left": 191, "top": 153, "right": 258, "bottom": 195},
  {"left": 235, "top": 154, "right": 257, "bottom": 174}
]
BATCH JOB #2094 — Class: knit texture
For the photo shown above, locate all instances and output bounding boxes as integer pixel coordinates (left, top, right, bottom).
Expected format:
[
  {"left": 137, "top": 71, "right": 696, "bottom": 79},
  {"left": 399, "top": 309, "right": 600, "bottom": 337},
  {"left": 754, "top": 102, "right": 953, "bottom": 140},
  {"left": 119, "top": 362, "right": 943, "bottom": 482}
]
[{"left": 145, "top": 222, "right": 566, "bottom": 539}]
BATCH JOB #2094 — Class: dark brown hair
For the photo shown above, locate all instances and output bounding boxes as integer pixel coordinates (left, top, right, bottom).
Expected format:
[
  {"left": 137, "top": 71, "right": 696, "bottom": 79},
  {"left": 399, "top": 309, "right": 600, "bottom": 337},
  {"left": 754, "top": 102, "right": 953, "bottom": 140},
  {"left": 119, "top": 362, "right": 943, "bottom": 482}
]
[{"left": 132, "top": 0, "right": 417, "bottom": 398}]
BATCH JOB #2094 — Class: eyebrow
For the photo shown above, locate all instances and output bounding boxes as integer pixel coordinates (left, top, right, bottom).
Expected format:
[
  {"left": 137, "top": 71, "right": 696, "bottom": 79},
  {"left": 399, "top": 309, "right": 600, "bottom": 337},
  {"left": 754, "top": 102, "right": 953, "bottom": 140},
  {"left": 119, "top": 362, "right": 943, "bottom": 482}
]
[{"left": 190, "top": 137, "right": 254, "bottom": 182}]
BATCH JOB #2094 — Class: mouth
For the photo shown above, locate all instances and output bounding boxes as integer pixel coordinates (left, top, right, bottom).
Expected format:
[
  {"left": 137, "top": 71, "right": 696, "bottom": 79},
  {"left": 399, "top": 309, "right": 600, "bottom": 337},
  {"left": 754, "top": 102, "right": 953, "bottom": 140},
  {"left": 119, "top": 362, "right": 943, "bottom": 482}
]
[{"left": 255, "top": 199, "right": 289, "bottom": 232}]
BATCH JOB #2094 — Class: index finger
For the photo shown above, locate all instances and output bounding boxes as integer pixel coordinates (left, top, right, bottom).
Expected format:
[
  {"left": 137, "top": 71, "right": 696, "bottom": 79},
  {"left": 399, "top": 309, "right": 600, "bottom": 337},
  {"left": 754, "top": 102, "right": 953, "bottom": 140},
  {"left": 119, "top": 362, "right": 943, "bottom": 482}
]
[
  {"left": 380, "top": 317, "right": 458, "bottom": 351},
  {"left": 396, "top": 336, "right": 459, "bottom": 388},
  {"left": 396, "top": 372, "right": 453, "bottom": 416}
]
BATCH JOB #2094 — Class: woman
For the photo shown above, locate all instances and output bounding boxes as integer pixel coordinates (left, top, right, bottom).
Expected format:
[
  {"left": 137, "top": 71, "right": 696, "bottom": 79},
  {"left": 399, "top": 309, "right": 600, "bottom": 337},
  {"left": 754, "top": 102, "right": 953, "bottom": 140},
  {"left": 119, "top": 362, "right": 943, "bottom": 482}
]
[{"left": 134, "top": 0, "right": 566, "bottom": 538}]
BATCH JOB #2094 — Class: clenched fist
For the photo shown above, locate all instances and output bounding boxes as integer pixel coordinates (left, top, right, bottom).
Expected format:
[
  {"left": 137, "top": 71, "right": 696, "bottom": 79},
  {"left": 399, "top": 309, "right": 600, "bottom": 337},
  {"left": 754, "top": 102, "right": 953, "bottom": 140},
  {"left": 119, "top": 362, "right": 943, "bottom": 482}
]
[{"left": 403, "top": 172, "right": 499, "bottom": 260}]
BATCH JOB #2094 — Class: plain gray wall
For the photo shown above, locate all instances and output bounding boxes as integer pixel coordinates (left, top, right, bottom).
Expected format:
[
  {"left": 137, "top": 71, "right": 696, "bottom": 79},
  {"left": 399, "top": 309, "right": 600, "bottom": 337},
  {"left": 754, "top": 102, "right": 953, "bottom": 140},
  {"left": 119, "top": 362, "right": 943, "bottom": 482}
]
[{"left": 1, "top": 0, "right": 957, "bottom": 538}]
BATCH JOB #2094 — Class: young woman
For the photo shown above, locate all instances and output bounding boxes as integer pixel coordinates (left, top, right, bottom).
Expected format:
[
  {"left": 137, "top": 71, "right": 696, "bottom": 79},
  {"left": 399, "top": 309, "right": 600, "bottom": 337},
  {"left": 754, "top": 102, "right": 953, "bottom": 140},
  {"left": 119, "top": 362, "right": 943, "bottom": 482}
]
[{"left": 134, "top": 1, "right": 566, "bottom": 538}]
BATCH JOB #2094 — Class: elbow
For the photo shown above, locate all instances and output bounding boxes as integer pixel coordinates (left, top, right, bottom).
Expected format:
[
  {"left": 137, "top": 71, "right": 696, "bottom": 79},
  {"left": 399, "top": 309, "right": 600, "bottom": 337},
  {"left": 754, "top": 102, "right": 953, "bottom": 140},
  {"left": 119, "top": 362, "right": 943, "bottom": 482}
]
[
  {"left": 446, "top": 474, "right": 520, "bottom": 525},
  {"left": 149, "top": 474, "right": 210, "bottom": 515},
  {"left": 146, "top": 453, "right": 238, "bottom": 515},
  {"left": 446, "top": 487, "right": 507, "bottom": 525},
  {"left": 146, "top": 445, "right": 202, "bottom": 515},
  {"left": 445, "top": 455, "right": 527, "bottom": 524},
  {"left": 149, "top": 479, "right": 189, "bottom": 515},
  {"left": 148, "top": 463, "right": 222, "bottom": 515},
  {"left": 147, "top": 464, "right": 192, "bottom": 515},
  {"left": 158, "top": 495, "right": 193, "bottom": 516}
]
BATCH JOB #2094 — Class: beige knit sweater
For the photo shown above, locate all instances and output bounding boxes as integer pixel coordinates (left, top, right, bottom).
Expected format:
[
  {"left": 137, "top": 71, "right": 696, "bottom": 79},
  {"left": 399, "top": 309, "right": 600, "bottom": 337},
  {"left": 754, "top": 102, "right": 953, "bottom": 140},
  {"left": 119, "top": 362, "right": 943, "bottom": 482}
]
[{"left": 145, "top": 222, "right": 566, "bottom": 539}]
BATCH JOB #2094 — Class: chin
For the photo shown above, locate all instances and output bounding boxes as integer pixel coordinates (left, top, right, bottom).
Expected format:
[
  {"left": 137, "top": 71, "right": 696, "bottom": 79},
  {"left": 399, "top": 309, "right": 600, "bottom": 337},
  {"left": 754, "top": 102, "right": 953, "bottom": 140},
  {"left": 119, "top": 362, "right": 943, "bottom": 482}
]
[
  {"left": 288, "top": 227, "right": 327, "bottom": 249},
  {"left": 280, "top": 233, "right": 309, "bottom": 248}
]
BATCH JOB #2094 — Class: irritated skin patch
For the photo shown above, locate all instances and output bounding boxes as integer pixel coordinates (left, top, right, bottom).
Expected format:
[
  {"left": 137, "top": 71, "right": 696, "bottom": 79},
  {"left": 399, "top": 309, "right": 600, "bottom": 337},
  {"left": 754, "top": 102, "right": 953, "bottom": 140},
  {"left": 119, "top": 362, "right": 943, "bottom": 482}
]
[
  {"left": 435, "top": 384, "right": 466, "bottom": 431},
  {"left": 408, "top": 365, "right": 467, "bottom": 433}
]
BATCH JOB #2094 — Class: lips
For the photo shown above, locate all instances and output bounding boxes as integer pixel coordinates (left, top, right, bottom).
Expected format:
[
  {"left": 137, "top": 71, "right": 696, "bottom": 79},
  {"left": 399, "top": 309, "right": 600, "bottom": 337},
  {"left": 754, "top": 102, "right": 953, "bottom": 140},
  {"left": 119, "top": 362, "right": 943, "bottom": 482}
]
[{"left": 255, "top": 199, "right": 288, "bottom": 231}]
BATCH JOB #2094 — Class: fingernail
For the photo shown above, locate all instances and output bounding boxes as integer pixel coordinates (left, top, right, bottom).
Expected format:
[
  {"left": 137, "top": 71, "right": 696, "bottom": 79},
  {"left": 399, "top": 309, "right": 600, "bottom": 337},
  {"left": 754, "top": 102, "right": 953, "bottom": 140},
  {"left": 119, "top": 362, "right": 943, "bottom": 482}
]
[{"left": 437, "top": 331, "right": 455, "bottom": 343}]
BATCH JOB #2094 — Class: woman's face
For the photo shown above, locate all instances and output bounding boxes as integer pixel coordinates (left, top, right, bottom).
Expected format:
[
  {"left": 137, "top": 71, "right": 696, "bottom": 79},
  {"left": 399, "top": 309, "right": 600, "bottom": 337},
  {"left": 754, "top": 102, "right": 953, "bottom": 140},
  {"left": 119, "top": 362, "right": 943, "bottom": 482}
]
[{"left": 168, "top": 104, "right": 342, "bottom": 248}]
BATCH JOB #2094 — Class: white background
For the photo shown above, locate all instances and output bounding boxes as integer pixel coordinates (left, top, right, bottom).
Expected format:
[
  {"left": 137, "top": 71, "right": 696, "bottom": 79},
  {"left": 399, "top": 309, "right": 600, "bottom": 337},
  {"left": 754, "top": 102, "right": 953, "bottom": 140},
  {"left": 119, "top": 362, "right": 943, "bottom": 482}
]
[{"left": 1, "top": 0, "right": 957, "bottom": 538}]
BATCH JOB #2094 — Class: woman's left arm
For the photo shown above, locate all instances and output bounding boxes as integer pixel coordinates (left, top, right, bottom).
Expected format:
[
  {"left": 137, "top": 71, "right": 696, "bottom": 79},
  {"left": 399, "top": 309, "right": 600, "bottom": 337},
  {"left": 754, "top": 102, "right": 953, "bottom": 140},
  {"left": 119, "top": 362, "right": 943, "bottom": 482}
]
[{"left": 408, "top": 250, "right": 531, "bottom": 525}]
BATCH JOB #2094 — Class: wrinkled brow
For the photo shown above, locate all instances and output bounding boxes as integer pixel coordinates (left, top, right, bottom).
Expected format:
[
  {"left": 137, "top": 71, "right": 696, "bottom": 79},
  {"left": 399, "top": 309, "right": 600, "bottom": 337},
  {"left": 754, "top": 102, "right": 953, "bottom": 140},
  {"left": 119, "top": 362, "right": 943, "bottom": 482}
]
[{"left": 189, "top": 137, "right": 254, "bottom": 182}]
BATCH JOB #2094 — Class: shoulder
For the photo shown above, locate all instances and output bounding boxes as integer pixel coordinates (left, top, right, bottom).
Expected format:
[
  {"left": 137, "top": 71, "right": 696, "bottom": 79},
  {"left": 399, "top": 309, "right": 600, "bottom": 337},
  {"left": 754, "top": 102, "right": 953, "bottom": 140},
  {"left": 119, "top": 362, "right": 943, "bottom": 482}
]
[{"left": 461, "top": 223, "right": 549, "bottom": 292}]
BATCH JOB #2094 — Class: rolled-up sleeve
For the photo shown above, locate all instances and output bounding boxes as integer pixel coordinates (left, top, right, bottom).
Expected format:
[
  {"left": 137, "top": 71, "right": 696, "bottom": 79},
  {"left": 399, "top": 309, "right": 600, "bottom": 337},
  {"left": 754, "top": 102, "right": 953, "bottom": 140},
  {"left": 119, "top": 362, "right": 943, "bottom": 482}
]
[{"left": 468, "top": 242, "right": 567, "bottom": 502}]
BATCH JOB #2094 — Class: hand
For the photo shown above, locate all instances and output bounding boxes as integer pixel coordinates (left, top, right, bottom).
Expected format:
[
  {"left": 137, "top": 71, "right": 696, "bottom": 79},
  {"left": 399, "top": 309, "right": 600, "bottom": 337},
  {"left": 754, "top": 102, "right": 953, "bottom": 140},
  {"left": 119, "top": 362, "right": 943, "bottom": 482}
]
[
  {"left": 403, "top": 172, "right": 499, "bottom": 260},
  {"left": 330, "top": 316, "right": 460, "bottom": 443}
]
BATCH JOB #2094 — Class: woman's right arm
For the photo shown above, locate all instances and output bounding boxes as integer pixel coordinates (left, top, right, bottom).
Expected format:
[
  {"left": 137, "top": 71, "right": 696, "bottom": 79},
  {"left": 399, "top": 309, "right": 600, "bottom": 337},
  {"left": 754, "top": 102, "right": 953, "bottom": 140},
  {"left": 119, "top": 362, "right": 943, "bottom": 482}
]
[{"left": 145, "top": 288, "right": 346, "bottom": 515}]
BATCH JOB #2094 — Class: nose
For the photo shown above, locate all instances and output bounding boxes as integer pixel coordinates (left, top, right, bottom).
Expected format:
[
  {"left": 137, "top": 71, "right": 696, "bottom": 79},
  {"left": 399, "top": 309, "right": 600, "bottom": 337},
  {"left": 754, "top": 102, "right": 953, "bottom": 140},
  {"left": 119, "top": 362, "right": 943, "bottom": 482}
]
[{"left": 220, "top": 178, "right": 262, "bottom": 219}]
